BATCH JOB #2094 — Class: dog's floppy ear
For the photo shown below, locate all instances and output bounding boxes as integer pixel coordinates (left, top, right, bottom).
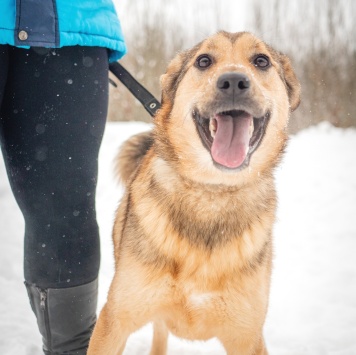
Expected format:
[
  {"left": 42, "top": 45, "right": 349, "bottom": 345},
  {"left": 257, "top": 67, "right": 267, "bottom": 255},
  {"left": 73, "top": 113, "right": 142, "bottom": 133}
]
[
  {"left": 278, "top": 53, "right": 301, "bottom": 112},
  {"left": 160, "top": 42, "right": 202, "bottom": 105},
  {"left": 160, "top": 53, "right": 185, "bottom": 104}
]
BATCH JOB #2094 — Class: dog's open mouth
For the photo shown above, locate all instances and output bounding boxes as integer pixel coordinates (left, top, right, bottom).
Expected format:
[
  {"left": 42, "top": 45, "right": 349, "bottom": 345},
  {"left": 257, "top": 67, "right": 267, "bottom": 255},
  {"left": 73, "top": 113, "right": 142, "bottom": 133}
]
[{"left": 194, "top": 109, "right": 270, "bottom": 170}]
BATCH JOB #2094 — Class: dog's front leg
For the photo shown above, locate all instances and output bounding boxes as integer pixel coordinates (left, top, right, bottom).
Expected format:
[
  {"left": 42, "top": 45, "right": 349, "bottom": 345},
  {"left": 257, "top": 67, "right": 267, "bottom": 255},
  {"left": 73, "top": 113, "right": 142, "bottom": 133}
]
[
  {"left": 87, "top": 303, "right": 129, "bottom": 355},
  {"left": 150, "top": 320, "right": 168, "bottom": 355},
  {"left": 220, "top": 334, "right": 268, "bottom": 355}
]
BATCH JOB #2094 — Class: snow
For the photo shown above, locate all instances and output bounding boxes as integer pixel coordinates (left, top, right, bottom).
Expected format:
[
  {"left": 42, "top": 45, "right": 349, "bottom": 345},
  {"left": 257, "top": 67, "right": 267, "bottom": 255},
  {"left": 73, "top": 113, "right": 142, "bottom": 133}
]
[{"left": 0, "top": 121, "right": 356, "bottom": 355}]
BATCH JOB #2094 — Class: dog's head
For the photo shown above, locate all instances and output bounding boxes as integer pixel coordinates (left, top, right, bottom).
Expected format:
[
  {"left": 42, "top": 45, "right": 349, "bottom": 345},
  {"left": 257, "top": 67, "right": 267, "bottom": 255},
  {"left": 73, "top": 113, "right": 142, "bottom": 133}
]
[{"left": 154, "top": 31, "right": 300, "bottom": 185}]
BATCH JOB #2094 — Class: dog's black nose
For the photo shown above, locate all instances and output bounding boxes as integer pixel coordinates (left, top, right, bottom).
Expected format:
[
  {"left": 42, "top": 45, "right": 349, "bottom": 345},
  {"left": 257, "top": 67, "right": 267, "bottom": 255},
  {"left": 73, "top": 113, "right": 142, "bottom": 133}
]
[{"left": 217, "top": 72, "right": 250, "bottom": 94}]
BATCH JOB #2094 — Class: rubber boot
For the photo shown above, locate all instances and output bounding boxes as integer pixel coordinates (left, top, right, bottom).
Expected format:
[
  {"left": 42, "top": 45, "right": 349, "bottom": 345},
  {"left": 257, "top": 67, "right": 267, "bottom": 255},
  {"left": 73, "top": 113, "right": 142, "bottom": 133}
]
[{"left": 25, "top": 278, "right": 98, "bottom": 355}]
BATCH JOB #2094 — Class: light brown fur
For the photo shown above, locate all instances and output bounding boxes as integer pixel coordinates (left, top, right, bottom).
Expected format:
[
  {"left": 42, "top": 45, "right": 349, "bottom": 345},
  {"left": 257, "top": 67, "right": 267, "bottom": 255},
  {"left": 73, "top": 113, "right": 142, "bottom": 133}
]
[{"left": 88, "top": 31, "right": 300, "bottom": 355}]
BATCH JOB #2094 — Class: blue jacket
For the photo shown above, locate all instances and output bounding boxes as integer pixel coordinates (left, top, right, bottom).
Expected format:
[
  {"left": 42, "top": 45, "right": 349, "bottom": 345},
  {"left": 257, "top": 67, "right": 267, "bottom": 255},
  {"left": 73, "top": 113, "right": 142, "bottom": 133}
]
[{"left": 0, "top": 0, "right": 126, "bottom": 61}]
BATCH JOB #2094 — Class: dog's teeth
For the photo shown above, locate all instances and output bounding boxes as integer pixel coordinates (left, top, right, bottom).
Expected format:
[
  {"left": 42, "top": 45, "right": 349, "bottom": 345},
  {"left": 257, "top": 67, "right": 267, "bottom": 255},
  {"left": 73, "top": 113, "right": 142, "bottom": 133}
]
[
  {"left": 209, "top": 118, "right": 217, "bottom": 138},
  {"left": 249, "top": 118, "right": 254, "bottom": 137}
]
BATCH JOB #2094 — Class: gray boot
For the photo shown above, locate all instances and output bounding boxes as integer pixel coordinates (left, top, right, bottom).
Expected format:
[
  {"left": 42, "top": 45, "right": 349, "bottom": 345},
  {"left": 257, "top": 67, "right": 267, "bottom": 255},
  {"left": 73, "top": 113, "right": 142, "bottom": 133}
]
[{"left": 25, "top": 278, "right": 98, "bottom": 355}]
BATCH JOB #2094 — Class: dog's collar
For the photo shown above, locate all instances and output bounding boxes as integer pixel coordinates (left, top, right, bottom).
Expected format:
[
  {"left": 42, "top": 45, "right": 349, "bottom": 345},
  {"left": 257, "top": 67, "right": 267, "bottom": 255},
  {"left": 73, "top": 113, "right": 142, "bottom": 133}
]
[{"left": 109, "top": 61, "right": 161, "bottom": 118}]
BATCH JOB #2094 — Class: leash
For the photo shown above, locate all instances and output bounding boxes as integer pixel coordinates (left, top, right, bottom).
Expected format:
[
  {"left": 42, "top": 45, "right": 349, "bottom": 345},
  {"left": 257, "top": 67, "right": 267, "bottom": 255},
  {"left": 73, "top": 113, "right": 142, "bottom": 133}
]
[{"left": 109, "top": 61, "right": 161, "bottom": 118}]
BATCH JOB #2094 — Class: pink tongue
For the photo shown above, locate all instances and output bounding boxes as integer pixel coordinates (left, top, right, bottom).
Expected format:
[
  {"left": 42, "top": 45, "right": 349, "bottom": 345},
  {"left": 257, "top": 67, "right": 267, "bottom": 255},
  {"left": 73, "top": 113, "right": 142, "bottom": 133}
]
[{"left": 211, "top": 113, "right": 252, "bottom": 169}]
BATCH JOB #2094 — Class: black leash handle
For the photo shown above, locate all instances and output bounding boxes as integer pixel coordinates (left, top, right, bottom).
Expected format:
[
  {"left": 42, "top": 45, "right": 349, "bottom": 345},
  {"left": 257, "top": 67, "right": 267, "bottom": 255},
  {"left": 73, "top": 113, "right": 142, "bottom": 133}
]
[{"left": 109, "top": 61, "right": 161, "bottom": 118}]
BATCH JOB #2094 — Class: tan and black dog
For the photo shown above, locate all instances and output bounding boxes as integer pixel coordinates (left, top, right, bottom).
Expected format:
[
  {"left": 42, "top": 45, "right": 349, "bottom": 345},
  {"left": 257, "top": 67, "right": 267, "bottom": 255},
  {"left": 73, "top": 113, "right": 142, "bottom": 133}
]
[{"left": 88, "top": 31, "right": 300, "bottom": 355}]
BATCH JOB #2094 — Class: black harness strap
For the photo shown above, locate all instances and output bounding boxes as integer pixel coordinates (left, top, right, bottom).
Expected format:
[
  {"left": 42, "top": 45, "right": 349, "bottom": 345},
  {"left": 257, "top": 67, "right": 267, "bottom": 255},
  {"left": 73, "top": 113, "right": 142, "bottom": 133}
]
[{"left": 109, "top": 61, "right": 161, "bottom": 118}]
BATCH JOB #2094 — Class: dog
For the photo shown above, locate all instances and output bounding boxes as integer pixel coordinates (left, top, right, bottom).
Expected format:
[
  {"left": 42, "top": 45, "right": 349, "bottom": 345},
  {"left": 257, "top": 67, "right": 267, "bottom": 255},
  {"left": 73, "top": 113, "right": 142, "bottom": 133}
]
[{"left": 88, "top": 31, "right": 300, "bottom": 355}]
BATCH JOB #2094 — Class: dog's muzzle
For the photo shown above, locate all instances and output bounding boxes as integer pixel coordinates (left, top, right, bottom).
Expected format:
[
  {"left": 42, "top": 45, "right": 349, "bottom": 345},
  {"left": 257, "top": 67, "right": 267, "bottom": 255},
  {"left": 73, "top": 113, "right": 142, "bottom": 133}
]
[{"left": 193, "top": 72, "right": 270, "bottom": 171}]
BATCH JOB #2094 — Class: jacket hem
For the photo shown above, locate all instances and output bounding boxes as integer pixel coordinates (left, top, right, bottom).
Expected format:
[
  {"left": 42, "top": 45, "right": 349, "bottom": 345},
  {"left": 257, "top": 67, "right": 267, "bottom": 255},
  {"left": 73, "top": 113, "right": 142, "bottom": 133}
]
[{"left": 0, "top": 29, "right": 126, "bottom": 62}]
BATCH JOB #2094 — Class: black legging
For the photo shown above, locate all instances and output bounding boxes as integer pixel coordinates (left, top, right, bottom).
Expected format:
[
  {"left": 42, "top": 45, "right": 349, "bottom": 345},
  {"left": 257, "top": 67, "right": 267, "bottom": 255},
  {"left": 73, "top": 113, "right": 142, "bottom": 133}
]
[{"left": 0, "top": 45, "right": 108, "bottom": 288}]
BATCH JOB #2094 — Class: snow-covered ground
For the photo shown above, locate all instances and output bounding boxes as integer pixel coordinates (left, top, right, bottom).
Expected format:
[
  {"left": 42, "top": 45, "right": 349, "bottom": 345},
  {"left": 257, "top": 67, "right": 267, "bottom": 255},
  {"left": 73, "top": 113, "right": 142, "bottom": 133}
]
[{"left": 0, "top": 121, "right": 355, "bottom": 355}]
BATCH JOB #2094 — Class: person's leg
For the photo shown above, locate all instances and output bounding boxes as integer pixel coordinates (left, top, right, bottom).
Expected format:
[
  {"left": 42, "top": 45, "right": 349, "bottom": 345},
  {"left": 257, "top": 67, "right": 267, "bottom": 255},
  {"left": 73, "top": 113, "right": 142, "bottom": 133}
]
[
  {"left": 0, "top": 45, "right": 8, "bottom": 111},
  {"left": 0, "top": 45, "right": 109, "bottom": 354}
]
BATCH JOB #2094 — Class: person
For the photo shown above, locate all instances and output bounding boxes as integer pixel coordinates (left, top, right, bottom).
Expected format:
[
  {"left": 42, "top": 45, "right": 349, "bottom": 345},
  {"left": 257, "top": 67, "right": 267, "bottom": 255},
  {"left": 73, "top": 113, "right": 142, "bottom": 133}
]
[{"left": 0, "top": 1, "right": 126, "bottom": 354}]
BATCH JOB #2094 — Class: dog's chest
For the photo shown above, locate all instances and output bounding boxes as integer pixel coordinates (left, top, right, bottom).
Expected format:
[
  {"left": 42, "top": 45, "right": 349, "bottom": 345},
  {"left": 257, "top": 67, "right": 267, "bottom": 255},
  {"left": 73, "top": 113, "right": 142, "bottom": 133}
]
[
  {"left": 164, "top": 286, "right": 229, "bottom": 340},
  {"left": 188, "top": 292, "right": 214, "bottom": 308}
]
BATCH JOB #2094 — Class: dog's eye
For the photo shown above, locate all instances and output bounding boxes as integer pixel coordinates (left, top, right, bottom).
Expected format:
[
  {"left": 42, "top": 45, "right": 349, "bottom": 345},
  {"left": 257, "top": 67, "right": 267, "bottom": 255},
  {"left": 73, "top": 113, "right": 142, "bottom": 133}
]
[
  {"left": 253, "top": 55, "right": 270, "bottom": 69},
  {"left": 196, "top": 55, "right": 213, "bottom": 69}
]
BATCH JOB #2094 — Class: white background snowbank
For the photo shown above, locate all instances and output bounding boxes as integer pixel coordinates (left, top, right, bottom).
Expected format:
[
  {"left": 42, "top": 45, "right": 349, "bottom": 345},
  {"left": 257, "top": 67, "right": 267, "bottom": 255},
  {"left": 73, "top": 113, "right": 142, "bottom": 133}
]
[{"left": 0, "top": 121, "right": 355, "bottom": 355}]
